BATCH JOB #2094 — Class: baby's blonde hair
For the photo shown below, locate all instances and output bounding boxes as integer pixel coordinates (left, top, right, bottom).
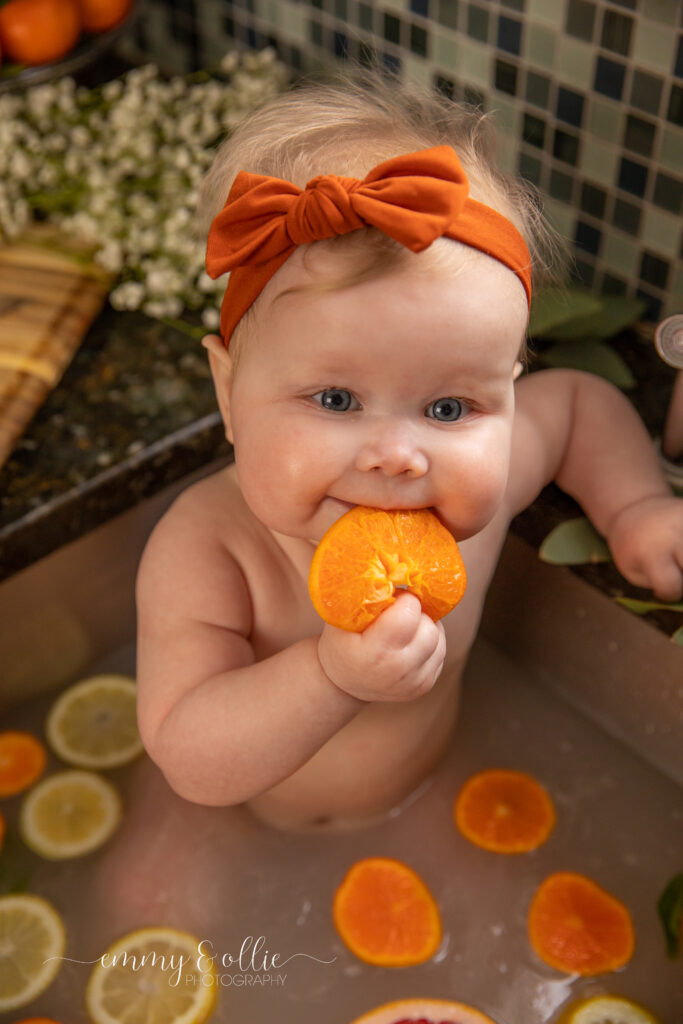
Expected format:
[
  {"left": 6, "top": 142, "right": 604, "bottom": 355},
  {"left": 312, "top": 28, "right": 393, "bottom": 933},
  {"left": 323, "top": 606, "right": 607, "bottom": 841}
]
[{"left": 199, "top": 60, "right": 568, "bottom": 365}]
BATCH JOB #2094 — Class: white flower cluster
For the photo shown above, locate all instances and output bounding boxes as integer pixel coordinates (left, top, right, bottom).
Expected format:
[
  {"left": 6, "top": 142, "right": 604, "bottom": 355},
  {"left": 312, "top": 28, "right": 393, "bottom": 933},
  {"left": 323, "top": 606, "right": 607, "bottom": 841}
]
[{"left": 0, "top": 48, "right": 288, "bottom": 326}]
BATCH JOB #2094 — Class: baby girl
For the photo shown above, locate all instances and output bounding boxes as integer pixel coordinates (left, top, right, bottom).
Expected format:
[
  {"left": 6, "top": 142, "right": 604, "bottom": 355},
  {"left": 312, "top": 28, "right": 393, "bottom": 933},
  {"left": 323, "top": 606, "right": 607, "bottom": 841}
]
[{"left": 134, "top": 67, "right": 682, "bottom": 834}]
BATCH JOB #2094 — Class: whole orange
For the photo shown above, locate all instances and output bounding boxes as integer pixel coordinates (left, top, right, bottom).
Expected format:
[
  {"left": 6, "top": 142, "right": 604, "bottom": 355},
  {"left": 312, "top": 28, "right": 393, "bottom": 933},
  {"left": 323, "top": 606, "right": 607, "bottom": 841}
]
[
  {"left": 78, "top": 0, "right": 132, "bottom": 32},
  {"left": 0, "top": 0, "right": 81, "bottom": 65}
]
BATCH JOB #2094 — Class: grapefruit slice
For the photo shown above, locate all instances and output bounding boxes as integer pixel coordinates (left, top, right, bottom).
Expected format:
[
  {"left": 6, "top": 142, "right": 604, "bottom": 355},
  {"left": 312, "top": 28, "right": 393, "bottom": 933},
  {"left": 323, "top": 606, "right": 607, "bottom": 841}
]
[{"left": 349, "top": 997, "right": 498, "bottom": 1023}]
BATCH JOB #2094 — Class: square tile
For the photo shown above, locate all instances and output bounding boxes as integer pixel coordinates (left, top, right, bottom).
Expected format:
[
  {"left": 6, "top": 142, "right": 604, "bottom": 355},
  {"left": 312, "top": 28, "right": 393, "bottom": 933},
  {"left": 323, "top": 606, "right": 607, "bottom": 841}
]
[
  {"left": 612, "top": 197, "right": 641, "bottom": 234},
  {"left": 667, "top": 84, "right": 683, "bottom": 126},
  {"left": 525, "top": 23, "right": 556, "bottom": 68},
  {"left": 357, "top": 1, "right": 373, "bottom": 30},
  {"left": 594, "top": 55, "right": 626, "bottom": 100},
  {"left": 632, "top": 19, "right": 675, "bottom": 73},
  {"left": 383, "top": 12, "right": 402, "bottom": 43},
  {"left": 676, "top": 34, "right": 683, "bottom": 77},
  {"left": 437, "top": 0, "right": 459, "bottom": 30},
  {"left": 587, "top": 97, "right": 622, "bottom": 141},
  {"left": 410, "top": 0, "right": 429, "bottom": 15},
  {"left": 543, "top": 199, "right": 575, "bottom": 238},
  {"left": 623, "top": 113, "right": 657, "bottom": 157},
  {"left": 495, "top": 57, "right": 518, "bottom": 94},
  {"left": 491, "top": 96, "right": 518, "bottom": 133},
  {"left": 556, "top": 36, "right": 593, "bottom": 89},
  {"left": 433, "top": 32, "right": 461, "bottom": 69},
  {"left": 497, "top": 15, "right": 522, "bottom": 55},
  {"left": 642, "top": 0, "right": 679, "bottom": 26},
  {"left": 618, "top": 157, "right": 648, "bottom": 196},
  {"left": 549, "top": 168, "right": 574, "bottom": 201},
  {"left": 600, "top": 8, "right": 633, "bottom": 57},
  {"left": 553, "top": 128, "right": 580, "bottom": 164},
  {"left": 526, "top": 0, "right": 564, "bottom": 27},
  {"left": 523, "top": 112, "right": 546, "bottom": 147},
  {"left": 630, "top": 70, "right": 664, "bottom": 116},
  {"left": 434, "top": 73, "right": 456, "bottom": 99},
  {"left": 457, "top": 39, "right": 490, "bottom": 86},
  {"left": 603, "top": 233, "right": 638, "bottom": 275},
  {"left": 467, "top": 4, "right": 489, "bottom": 43},
  {"left": 653, "top": 172, "right": 683, "bottom": 214},
  {"left": 575, "top": 219, "right": 602, "bottom": 254},
  {"left": 580, "top": 137, "right": 618, "bottom": 185},
  {"left": 518, "top": 150, "right": 543, "bottom": 185},
  {"left": 641, "top": 206, "right": 681, "bottom": 256},
  {"left": 410, "top": 22, "right": 428, "bottom": 56},
  {"left": 580, "top": 182, "right": 607, "bottom": 218},
  {"left": 525, "top": 70, "right": 551, "bottom": 108},
  {"left": 659, "top": 127, "right": 683, "bottom": 172},
  {"left": 640, "top": 251, "right": 670, "bottom": 289},
  {"left": 557, "top": 86, "right": 584, "bottom": 127},
  {"left": 565, "top": 0, "right": 596, "bottom": 42}
]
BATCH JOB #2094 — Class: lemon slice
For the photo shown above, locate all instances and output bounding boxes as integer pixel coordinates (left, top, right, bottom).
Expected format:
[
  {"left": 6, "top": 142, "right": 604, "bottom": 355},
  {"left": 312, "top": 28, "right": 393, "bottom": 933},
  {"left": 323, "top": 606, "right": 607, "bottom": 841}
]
[
  {"left": 19, "top": 770, "right": 122, "bottom": 859},
  {"left": 558, "top": 994, "right": 662, "bottom": 1024},
  {"left": 0, "top": 893, "right": 66, "bottom": 1011},
  {"left": 45, "top": 675, "right": 143, "bottom": 769},
  {"left": 86, "top": 926, "right": 217, "bottom": 1024}
]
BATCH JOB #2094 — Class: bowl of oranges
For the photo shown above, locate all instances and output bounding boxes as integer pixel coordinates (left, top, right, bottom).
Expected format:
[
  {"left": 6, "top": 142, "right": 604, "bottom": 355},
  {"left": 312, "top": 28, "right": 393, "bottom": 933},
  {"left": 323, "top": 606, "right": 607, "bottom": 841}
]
[{"left": 0, "top": 0, "right": 139, "bottom": 89}]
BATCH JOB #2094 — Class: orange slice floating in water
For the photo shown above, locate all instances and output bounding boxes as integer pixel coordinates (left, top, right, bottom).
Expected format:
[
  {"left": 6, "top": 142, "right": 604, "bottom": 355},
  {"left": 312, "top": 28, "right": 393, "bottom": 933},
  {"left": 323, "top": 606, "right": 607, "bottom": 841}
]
[
  {"left": 528, "top": 871, "right": 635, "bottom": 976},
  {"left": 349, "top": 996, "right": 498, "bottom": 1023},
  {"left": 333, "top": 856, "right": 442, "bottom": 966},
  {"left": 0, "top": 731, "right": 47, "bottom": 798},
  {"left": 309, "top": 506, "right": 466, "bottom": 632},
  {"left": 454, "top": 769, "right": 556, "bottom": 853}
]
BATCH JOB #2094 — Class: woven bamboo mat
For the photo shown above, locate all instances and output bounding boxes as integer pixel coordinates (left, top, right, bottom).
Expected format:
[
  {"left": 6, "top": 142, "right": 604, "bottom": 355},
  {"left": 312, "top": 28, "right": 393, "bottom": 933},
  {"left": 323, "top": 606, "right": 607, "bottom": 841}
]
[{"left": 0, "top": 226, "right": 113, "bottom": 470}]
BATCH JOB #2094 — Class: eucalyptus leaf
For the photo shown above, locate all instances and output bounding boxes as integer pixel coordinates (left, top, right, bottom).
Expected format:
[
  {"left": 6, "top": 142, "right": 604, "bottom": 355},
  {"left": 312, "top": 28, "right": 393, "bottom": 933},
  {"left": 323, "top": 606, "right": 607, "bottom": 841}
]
[
  {"left": 539, "top": 518, "right": 612, "bottom": 565},
  {"left": 543, "top": 294, "right": 647, "bottom": 341},
  {"left": 528, "top": 287, "right": 602, "bottom": 338},
  {"left": 671, "top": 626, "right": 683, "bottom": 646},
  {"left": 615, "top": 597, "right": 683, "bottom": 614},
  {"left": 657, "top": 873, "right": 683, "bottom": 958},
  {"left": 541, "top": 340, "right": 636, "bottom": 389}
]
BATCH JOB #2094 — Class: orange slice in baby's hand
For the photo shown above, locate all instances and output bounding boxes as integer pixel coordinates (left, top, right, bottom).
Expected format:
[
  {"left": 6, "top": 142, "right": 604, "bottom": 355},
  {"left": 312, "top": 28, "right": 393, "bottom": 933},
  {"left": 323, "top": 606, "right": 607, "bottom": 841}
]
[
  {"left": 0, "top": 731, "right": 47, "bottom": 797},
  {"left": 309, "top": 506, "right": 466, "bottom": 632},
  {"left": 349, "top": 997, "right": 498, "bottom": 1023},
  {"left": 528, "top": 872, "right": 635, "bottom": 976},
  {"left": 333, "top": 856, "right": 442, "bottom": 966},
  {"left": 454, "top": 769, "right": 556, "bottom": 853}
]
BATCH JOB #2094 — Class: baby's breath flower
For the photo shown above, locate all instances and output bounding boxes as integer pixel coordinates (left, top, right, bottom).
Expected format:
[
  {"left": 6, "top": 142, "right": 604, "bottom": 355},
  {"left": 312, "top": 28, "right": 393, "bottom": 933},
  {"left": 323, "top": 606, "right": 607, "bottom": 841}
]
[{"left": 0, "top": 49, "right": 289, "bottom": 325}]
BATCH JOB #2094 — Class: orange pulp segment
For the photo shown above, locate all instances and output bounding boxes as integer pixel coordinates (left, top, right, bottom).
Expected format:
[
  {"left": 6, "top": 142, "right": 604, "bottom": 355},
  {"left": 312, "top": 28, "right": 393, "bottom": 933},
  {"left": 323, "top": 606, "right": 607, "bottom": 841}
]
[
  {"left": 454, "top": 769, "right": 556, "bottom": 853},
  {"left": 309, "top": 506, "right": 466, "bottom": 632},
  {"left": 0, "top": 731, "right": 47, "bottom": 797},
  {"left": 333, "top": 857, "right": 442, "bottom": 966},
  {"left": 528, "top": 871, "right": 635, "bottom": 976}
]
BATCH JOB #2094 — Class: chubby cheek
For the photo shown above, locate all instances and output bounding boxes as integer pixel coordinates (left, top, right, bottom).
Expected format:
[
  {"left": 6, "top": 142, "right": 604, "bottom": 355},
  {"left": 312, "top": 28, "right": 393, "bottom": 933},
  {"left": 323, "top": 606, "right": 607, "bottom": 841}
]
[{"left": 437, "top": 433, "right": 511, "bottom": 539}]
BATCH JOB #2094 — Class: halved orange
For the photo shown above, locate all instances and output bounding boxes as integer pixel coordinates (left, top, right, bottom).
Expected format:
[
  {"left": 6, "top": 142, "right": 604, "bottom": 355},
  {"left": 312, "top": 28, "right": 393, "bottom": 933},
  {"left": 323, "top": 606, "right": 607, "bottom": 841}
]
[
  {"left": 349, "top": 997, "right": 498, "bottom": 1023},
  {"left": 0, "top": 731, "right": 47, "bottom": 798},
  {"left": 333, "top": 856, "right": 442, "bottom": 966},
  {"left": 309, "top": 506, "right": 466, "bottom": 632},
  {"left": 528, "top": 872, "right": 635, "bottom": 975},
  {"left": 454, "top": 769, "right": 556, "bottom": 853}
]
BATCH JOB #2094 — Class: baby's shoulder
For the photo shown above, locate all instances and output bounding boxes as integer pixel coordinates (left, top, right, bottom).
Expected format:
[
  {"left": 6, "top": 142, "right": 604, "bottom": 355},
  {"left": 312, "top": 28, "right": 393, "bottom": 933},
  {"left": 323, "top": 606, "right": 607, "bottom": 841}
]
[{"left": 136, "top": 464, "right": 253, "bottom": 628}]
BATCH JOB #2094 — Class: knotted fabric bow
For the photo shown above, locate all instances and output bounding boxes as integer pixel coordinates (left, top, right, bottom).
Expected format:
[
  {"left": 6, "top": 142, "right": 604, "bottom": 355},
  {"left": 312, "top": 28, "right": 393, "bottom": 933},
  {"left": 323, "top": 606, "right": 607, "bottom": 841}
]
[{"left": 206, "top": 145, "right": 532, "bottom": 347}]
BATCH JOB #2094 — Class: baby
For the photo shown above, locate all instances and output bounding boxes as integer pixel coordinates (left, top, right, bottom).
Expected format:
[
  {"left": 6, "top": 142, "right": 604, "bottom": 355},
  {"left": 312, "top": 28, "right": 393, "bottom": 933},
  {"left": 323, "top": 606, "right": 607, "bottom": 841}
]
[{"left": 135, "top": 67, "right": 683, "bottom": 833}]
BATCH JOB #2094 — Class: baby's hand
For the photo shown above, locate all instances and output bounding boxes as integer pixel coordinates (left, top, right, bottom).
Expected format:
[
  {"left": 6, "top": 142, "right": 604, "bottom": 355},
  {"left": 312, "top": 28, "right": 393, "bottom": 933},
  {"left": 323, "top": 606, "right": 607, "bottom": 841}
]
[
  {"left": 317, "top": 593, "right": 446, "bottom": 703},
  {"left": 607, "top": 495, "right": 683, "bottom": 602}
]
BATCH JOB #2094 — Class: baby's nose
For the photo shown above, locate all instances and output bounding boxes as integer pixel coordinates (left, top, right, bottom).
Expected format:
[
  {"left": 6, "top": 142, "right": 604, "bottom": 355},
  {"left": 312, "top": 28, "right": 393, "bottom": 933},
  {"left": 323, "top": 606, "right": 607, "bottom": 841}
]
[{"left": 355, "top": 426, "right": 428, "bottom": 477}]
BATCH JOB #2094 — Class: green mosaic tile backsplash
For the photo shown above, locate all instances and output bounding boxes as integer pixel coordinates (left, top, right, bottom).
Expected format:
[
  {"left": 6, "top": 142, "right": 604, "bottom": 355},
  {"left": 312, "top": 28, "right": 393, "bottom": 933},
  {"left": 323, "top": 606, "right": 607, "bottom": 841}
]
[{"left": 125, "top": 0, "right": 683, "bottom": 318}]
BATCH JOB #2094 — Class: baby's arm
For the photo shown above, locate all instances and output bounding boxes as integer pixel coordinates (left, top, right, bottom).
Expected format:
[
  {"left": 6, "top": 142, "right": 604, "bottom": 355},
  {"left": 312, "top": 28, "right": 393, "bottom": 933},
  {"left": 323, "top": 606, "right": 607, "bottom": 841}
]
[
  {"left": 136, "top": 488, "right": 445, "bottom": 807},
  {"left": 510, "top": 369, "right": 683, "bottom": 601}
]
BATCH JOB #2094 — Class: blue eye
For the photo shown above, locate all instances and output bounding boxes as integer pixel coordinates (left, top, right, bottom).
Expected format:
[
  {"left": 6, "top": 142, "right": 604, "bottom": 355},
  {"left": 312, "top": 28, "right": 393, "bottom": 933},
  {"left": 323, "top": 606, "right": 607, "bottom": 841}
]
[
  {"left": 426, "top": 397, "right": 465, "bottom": 422},
  {"left": 313, "top": 389, "right": 358, "bottom": 412}
]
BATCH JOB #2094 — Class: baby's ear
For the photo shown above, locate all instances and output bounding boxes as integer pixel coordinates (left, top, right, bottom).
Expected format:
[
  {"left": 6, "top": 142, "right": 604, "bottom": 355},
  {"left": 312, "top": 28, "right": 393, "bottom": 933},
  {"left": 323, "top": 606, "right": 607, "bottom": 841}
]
[
  {"left": 513, "top": 360, "right": 523, "bottom": 380},
  {"left": 202, "top": 335, "right": 234, "bottom": 443}
]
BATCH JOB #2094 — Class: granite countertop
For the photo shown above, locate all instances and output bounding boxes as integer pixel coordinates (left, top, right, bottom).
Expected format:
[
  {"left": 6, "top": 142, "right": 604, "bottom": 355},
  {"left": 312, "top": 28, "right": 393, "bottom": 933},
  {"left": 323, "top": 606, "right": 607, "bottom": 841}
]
[{"left": 0, "top": 306, "right": 680, "bottom": 638}]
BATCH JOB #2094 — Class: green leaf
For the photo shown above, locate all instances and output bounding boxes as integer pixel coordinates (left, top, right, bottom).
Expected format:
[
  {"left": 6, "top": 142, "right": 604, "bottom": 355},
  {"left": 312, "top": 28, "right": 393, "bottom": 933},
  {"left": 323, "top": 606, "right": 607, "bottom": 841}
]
[
  {"left": 539, "top": 518, "right": 612, "bottom": 565},
  {"left": 615, "top": 597, "right": 683, "bottom": 614},
  {"left": 671, "top": 626, "right": 683, "bottom": 646},
  {"left": 540, "top": 339, "right": 636, "bottom": 389},
  {"left": 528, "top": 287, "right": 603, "bottom": 338},
  {"left": 657, "top": 873, "right": 683, "bottom": 958},
  {"left": 543, "top": 294, "right": 647, "bottom": 341}
]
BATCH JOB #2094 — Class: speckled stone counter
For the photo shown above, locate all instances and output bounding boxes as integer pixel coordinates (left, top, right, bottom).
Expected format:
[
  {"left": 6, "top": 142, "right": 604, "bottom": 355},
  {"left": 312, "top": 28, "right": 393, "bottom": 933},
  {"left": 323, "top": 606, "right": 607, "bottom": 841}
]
[
  {"left": 0, "top": 309, "right": 679, "bottom": 637},
  {"left": 0, "top": 307, "right": 231, "bottom": 580}
]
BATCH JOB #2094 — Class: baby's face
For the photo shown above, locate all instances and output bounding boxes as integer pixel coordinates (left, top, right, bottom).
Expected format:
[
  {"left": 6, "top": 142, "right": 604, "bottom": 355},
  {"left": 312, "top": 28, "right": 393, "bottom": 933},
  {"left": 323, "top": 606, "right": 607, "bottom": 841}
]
[{"left": 222, "top": 243, "right": 528, "bottom": 544}]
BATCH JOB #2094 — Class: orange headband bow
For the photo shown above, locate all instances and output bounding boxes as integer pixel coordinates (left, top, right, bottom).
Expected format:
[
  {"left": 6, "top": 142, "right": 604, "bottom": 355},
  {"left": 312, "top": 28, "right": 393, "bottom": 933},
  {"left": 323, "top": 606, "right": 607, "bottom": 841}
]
[{"left": 206, "top": 146, "right": 532, "bottom": 348}]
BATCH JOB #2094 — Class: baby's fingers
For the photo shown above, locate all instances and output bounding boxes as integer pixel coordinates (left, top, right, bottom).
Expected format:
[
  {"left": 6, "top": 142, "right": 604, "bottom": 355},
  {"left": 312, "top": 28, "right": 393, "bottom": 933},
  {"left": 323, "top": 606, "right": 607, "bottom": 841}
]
[{"left": 365, "top": 592, "right": 423, "bottom": 647}]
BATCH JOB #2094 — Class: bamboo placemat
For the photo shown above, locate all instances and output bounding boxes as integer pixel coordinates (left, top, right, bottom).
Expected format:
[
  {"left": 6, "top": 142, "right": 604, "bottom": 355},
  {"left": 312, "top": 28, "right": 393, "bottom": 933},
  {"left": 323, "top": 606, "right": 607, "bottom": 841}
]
[{"left": 0, "top": 227, "right": 113, "bottom": 469}]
